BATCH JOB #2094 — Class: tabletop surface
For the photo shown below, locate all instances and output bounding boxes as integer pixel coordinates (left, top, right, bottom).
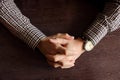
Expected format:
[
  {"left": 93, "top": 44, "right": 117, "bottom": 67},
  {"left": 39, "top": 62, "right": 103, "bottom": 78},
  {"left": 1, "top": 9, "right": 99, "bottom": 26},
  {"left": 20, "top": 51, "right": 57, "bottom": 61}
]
[{"left": 0, "top": 0, "right": 120, "bottom": 80}]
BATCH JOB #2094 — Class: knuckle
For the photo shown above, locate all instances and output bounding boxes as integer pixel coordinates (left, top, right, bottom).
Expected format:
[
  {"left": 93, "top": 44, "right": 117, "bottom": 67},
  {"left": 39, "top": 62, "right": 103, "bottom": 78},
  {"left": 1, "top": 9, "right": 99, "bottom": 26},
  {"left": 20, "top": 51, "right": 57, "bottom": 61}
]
[
  {"left": 65, "top": 33, "right": 69, "bottom": 36},
  {"left": 57, "top": 33, "right": 61, "bottom": 36},
  {"left": 53, "top": 55, "right": 58, "bottom": 62}
]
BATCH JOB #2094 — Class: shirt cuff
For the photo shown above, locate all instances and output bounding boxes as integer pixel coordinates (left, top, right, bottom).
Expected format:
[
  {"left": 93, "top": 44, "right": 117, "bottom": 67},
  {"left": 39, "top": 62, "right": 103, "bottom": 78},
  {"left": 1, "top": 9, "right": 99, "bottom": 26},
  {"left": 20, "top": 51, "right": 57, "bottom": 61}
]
[
  {"left": 83, "top": 1, "right": 120, "bottom": 46},
  {"left": 83, "top": 14, "right": 108, "bottom": 46}
]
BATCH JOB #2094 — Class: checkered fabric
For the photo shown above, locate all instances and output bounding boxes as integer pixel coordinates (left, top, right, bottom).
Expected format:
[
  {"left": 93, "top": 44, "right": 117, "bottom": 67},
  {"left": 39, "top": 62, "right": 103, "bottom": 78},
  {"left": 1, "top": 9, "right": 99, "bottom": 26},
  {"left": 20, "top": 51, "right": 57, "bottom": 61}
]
[
  {"left": 0, "top": 0, "right": 46, "bottom": 49},
  {"left": 84, "top": 0, "right": 120, "bottom": 46},
  {"left": 0, "top": 0, "right": 120, "bottom": 49}
]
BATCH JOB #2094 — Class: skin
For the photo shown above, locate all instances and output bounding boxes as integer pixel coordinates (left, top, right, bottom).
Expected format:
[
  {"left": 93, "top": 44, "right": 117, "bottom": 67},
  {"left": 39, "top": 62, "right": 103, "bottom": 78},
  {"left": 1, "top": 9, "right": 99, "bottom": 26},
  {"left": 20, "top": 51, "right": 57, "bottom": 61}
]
[{"left": 37, "top": 33, "right": 85, "bottom": 69}]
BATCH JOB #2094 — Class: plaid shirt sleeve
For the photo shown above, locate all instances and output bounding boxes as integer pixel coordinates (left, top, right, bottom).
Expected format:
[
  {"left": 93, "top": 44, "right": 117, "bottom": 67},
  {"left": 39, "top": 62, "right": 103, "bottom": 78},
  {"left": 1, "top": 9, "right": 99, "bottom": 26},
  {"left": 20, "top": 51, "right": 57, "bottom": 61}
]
[
  {"left": 84, "top": 0, "right": 120, "bottom": 46},
  {"left": 0, "top": 0, "right": 46, "bottom": 49}
]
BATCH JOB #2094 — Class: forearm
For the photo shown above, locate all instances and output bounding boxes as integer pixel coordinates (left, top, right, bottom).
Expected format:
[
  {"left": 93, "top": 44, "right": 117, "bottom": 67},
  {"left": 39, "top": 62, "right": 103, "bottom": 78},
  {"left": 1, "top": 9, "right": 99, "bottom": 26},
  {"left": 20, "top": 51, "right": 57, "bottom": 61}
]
[
  {"left": 0, "top": 0, "right": 46, "bottom": 49},
  {"left": 83, "top": 0, "right": 120, "bottom": 46}
]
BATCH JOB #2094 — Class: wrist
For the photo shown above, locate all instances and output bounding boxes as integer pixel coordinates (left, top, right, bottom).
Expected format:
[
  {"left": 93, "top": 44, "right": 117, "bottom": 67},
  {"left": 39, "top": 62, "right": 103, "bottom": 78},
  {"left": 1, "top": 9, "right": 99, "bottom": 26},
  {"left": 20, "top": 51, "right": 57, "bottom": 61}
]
[
  {"left": 76, "top": 38, "right": 86, "bottom": 52},
  {"left": 36, "top": 37, "right": 47, "bottom": 50}
]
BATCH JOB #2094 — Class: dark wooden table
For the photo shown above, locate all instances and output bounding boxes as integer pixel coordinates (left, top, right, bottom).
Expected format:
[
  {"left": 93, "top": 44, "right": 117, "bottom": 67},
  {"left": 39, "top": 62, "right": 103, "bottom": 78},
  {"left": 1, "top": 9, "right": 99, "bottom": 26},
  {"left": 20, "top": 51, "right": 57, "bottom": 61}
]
[{"left": 0, "top": 0, "right": 120, "bottom": 80}]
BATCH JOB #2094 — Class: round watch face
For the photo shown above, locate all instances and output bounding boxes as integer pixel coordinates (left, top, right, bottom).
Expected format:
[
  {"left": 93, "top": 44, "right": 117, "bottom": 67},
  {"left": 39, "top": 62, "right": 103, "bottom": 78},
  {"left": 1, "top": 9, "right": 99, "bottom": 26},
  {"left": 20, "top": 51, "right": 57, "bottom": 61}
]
[{"left": 85, "top": 41, "right": 94, "bottom": 51}]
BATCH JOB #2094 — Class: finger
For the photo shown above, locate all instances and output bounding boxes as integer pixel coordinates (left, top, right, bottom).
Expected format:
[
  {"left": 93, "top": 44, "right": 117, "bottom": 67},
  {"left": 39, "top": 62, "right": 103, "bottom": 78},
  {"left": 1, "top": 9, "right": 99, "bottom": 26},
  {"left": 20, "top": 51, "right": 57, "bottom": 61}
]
[
  {"left": 48, "top": 38, "right": 68, "bottom": 55},
  {"left": 46, "top": 54, "right": 65, "bottom": 62},
  {"left": 47, "top": 58, "right": 75, "bottom": 69},
  {"left": 50, "top": 39, "right": 68, "bottom": 49},
  {"left": 47, "top": 60, "right": 61, "bottom": 68},
  {"left": 57, "top": 33, "right": 74, "bottom": 40},
  {"left": 47, "top": 47, "right": 66, "bottom": 55},
  {"left": 48, "top": 46, "right": 66, "bottom": 55},
  {"left": 58, "top": 57, "right": 75, "bottom": 67},
  {"left": 65, "top": 53, "right": 82, "bottom": 61},
  {"left": 56, "top": 46, "right": 67, "bottom": 54},
  {"left": 60, "top": 59, "right": 75, "bottom": 69},
  {"left": 66, "top": 55, "right": 78, "bottom": 62},
  {"left": 61, "top": 64, "right": 75, "bottom": 69},
  {"left": 49, "top": 38, "right": 69, "bottom": 45}
]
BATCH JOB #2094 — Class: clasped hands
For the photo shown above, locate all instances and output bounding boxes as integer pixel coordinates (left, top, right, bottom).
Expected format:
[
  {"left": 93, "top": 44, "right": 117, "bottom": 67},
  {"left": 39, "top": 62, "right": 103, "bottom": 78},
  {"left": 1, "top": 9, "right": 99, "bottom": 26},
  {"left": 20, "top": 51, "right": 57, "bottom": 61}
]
[{"left": 37, "top": 33, "right": 85, "bottom": 69}]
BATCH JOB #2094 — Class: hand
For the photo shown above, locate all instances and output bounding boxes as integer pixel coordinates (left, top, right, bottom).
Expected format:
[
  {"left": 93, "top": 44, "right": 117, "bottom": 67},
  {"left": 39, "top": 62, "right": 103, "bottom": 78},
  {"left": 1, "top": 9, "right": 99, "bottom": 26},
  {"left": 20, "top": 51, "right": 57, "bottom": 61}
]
[
  {"left": 37, "top": 33, "right": 74, "bottom": 55},
  {"left": 47, "top": 38, "right": 85, "bottom": 69},
  {"left": 37, "top": 33, "right": 74, "bottom": 67},
  {"left": 37, "top": 33, "right": 85, "bottom": 69}
]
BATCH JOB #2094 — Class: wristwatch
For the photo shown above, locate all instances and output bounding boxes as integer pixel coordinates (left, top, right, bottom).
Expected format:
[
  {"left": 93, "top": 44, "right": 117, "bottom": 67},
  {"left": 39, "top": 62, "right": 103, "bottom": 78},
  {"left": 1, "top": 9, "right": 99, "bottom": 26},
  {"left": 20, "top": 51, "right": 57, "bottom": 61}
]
[
  {"left": 84, "top": 40, "right": 94, "bottom": 51},
  {"left": 81, "top": 36, "right": 94, "bottom": 51}
]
